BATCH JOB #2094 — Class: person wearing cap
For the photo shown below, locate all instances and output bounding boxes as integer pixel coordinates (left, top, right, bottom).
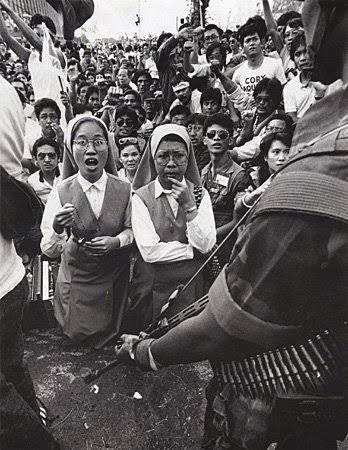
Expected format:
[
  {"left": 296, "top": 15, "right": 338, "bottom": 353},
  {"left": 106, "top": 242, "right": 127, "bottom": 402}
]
[
  {"left": 164, "top": 74, "right": 201, "bottom": 123},
  {"left": 128, "top": 124, "right": 216, "bottom": 332},
  {"left": 116, "top": 1, "right": 348, "bottom": 448},
  {"left": 143, "top": 93, "right": 166, "bottom": 129},
  {"left": 41, "top": 116, "right": 133, "bottom": 343}
]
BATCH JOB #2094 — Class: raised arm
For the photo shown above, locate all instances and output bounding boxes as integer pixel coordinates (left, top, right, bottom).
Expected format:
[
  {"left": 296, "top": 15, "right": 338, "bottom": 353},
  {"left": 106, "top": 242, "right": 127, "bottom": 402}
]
[
  {"left": 0, "top": 7, "right": 30, "bottom": 62},
  {"left": 262, "top": 0, "right": 284, "bottom": 54},
  {"left": 0, "top": 0, "right": 42, "bottom": 52}
]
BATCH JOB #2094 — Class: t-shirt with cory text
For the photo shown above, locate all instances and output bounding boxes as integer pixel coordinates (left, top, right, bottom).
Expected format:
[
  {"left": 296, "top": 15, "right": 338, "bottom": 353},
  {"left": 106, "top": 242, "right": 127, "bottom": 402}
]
[{"left": 232, "top": 56, "right": 286, "bottom": 95}]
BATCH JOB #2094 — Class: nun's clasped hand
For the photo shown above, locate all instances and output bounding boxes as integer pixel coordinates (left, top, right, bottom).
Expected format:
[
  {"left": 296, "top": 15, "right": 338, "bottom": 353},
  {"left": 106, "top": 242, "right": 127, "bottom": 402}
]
[{"left": 84, "top": 236, "right": 120, "bottom": 255}]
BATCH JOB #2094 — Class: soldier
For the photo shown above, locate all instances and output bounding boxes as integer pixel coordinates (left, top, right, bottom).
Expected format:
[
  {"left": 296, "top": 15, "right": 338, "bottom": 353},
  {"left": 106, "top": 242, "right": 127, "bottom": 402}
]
[{"left": 117, "top": 0, "right": 348, "bottom": 448}]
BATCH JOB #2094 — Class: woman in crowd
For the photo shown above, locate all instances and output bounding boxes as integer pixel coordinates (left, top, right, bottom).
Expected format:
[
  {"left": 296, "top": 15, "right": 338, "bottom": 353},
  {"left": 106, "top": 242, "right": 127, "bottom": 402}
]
[
  {"left": 41, "top": 116, "right": 133, "bottom": 343},
  {"left": 235, "top": 131, "right": 292, "bottom": 216},
  {"left": 128, "top": 124, "right": 216, "bottom": 332},
  {"left": 118, "top": 137, "right": 141, "bottom": 185}
]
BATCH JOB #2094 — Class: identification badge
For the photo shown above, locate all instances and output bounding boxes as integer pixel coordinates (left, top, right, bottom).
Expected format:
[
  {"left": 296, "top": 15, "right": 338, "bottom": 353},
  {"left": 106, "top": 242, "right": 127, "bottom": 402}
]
[{"left": 215, "top": 174, "right": 229, "bottom": 187}]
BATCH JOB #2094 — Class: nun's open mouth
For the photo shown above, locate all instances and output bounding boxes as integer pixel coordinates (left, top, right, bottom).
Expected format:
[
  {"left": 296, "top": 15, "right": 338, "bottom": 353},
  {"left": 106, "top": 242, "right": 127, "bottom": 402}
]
[{"left": 85, "top": 157, "right": 99, "bottom": 167}]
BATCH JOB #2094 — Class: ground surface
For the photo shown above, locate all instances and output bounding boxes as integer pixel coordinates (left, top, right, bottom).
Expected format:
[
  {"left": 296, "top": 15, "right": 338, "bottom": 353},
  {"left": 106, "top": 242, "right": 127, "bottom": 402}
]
[
  {"left": 24, "top": 328, "right": 211, "bottom": 450},
  {"left": 24, "top": 328, "right": 348, "bottom": 450}
]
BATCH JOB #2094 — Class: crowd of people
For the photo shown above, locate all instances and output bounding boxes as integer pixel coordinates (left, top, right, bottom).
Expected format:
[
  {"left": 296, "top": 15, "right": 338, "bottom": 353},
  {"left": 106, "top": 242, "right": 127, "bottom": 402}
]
[{"left": 0, "top": 0, "right": 347, "bottom": 448}]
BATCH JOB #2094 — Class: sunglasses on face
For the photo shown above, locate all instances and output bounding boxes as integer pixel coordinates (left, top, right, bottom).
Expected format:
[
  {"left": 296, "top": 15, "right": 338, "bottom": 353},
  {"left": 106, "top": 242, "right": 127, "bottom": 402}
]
[
  {"left": 37, "top": 152, "right": 57, "bottom": 160},
  {"left": 206, "top": 130, "right": 229, "bottom": 140},
  {"left": 116, "top": 118, "right": 134, "bottom": 127}
]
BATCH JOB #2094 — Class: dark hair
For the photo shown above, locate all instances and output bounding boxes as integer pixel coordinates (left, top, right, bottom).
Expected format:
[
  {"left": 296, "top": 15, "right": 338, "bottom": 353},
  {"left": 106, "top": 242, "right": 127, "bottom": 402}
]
[
  {"left": 266, "top": 113, "right": 294, "bottom": 133},
  {"left": 170, "top": 104, "right": 190, "bottom": 119},
  {"left": 68, "top": 57, "right": 82, "bottom": 73},
  {"left": 85, "top": 85, "right": 99, "bottom": 102},
  {"left": 114, "top": 104, "right": 139, "bottom": 125},
  {"left": 258, "top": 132, "right": 293, "bottom": 183},
  {"left": 32, "top": 136, "right": 60, "bottom": 159},
  {"left": 253, "top": 78, "right": 283, "bottom": 107},
  {"left": 204, "top": 24, "right": 223, "bottom": 37},
  {"left": 277, "top": 11, "right": 301, "bottom": 28},
  {"left": 134, "top": 69, "right": 152, "bottom": 84},
  {"left": 200, "top": 88, "right": 222, "bottom": 109},
  {"left": 203, "top": 113, "right": 234, "bottom": 135},
  {"left": 205, "top": 42, "right": 226, "bottom": 66},
  {"left": 29, "top": 14, "right": 56, "bottom": 35},
  {"left": 34, "top": 98, "right": 61, "bottom": 120},
  {"left": 237, "top": 16, "right": 267, "bottom": 44},
  {"left": 72, "top": 103, "right": 93, "bottom": 116},
  {"left": 171, "top": 73, "right": 191, "bottom": 88},
  {"left": 77, "top": 81, "right": 89, "bottom": 95},
  {"left": 290, "top": 33, "right": 307, "bottom": 61},
  {"left": 285, "top": 17, "right": 303, "bottom": 30},
  {"left": 157, "top": 32, "right": 173, "bottom": 50},
  {"left": 124, "top": 89, "right": 141, "bottom": 106},
  {"left": 186, "top": 113, "right": 206, "bottom": 127}
]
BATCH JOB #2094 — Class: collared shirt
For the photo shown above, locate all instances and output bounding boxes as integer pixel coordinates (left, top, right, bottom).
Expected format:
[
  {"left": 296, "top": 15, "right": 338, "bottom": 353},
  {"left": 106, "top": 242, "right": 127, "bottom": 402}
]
[
  {"left": 283, "top": 73, "right": 317, "bottom": 118},
  {"left": 27, "top": 167, "right": 61, "bottom": 204},
  {"left": 132, "top": 177, "right": 216, "bottom": 264},
  {"left": 41, "top": 171, "right": 133, "bottom": 258},
  {"left": 76, "top": 170, "right": 108, "bottom": 219},
  {"left": 201, "top": 154, "right": 252, "bottom": 228}
]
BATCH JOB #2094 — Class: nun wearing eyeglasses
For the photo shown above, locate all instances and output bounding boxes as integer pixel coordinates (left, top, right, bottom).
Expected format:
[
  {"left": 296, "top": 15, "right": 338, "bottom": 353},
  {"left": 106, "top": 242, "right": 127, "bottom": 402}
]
[
  {"left": 41, "top": 116, "right": 133, "bottom": 343},
  {"left": 128, "top": 124, "right": 216, "bottom": 332}
]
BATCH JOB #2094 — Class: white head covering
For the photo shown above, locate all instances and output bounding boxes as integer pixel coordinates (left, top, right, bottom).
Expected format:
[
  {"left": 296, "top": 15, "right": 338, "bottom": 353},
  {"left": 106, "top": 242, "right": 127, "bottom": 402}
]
[
  {"left": 132, "top": 124, "right": 201, "bottom": 190},
  {"left": 62, "top": 116, "right": 119, "bottom": 180},
  {"left": 0, "top": 77, "right": 26, "bottom": 180}
]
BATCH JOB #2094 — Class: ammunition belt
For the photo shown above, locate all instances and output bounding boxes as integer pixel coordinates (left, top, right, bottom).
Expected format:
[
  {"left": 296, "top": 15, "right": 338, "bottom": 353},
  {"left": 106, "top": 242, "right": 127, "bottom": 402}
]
[{"left": 212, "top": 327, "right": 345, "bottom": 400}]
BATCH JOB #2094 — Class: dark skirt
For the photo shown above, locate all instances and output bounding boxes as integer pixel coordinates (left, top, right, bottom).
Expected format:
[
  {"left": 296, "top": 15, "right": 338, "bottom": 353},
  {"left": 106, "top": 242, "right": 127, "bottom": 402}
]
[{"left": 127, "top": 254, "right": 204, "bottom": 333}]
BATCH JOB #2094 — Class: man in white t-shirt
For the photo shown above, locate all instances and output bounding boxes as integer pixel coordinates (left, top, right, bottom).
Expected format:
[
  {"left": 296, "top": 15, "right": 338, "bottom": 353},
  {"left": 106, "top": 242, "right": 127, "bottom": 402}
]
[{"left": 233, "top": 19, "right": 286, "bottom": 95}]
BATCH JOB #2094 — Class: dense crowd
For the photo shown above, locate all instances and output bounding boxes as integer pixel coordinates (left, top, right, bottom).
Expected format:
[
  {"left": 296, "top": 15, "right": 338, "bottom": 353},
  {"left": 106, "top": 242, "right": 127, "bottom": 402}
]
[{"left": 0, "top": 0, "right": 346, "bottom": 449}]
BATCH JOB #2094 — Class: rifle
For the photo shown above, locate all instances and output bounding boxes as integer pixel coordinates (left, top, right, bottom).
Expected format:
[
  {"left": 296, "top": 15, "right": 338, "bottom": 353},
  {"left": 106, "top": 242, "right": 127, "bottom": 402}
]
[{"left": 84, "top": 202, "right": 259, "bottom": 383}]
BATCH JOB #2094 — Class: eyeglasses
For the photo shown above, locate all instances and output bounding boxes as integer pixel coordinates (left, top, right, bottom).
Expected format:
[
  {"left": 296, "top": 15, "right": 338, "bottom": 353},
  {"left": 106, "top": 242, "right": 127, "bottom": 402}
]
[
  {"left": 155, "top": 151, "right": 188, "bottom": 166},
  {"left": 206, "top": 130, "right": 229, "bottom": 140},
  {"left": 73, "top": 139, "right": 108, "bottom": 149},
  {"left": 255, "top": 96, "right": 271, "bottom": 104},
  {"left": 119, "top": 137, "right": 138, "bottom": 146},
  {"left": 116, "top": 118, "right": 134, "bottom": 127},
  {"left": 37, "top": 152, "right": 57, "bottom": 160},
  {"left": 204, "top": 34, "right": 219, "bottom": 42}
]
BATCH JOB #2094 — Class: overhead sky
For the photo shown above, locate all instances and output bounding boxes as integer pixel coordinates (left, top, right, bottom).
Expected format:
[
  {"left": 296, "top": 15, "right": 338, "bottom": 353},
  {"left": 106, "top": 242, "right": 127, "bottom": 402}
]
[{"left": 80, "top": 0, "right": 259, "bottom": 40}]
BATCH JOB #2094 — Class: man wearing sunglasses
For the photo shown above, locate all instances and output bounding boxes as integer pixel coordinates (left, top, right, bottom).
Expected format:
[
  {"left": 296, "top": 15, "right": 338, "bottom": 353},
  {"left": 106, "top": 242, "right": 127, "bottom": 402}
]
[
  {"left": 201, "top": 114, "right": 252, "bottom": 254},
  {"left": 28, "top": 137, "right": 61, "bottom": 205},
  {"left": 112, "top": 105, "right": 145, "bottom": 159}
]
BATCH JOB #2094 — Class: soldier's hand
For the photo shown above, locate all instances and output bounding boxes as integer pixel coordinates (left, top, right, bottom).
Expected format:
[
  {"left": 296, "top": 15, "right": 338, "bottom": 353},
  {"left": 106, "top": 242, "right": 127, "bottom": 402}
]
[{"left": 115, "top": 334, "right": 141, "bottom": 361}]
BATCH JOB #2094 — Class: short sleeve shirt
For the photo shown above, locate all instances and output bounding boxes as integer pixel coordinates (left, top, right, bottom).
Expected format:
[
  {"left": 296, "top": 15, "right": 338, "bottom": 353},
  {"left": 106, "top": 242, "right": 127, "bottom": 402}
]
[{"left": 232, "top": 56, "right": 286, "bottom": 94}]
